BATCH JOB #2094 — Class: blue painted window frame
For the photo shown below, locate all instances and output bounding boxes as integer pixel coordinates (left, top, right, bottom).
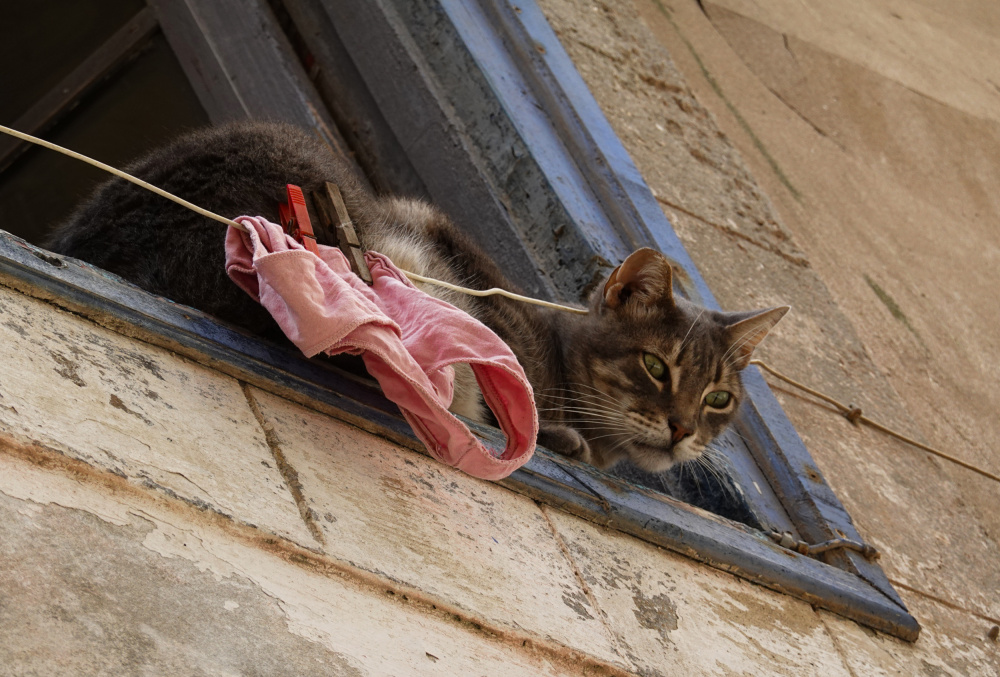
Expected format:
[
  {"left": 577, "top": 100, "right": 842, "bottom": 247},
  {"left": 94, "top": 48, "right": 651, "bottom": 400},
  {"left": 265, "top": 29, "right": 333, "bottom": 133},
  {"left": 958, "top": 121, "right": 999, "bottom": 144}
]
[{"left": 0, "top": 0, "right": 917, "bottom": 640}]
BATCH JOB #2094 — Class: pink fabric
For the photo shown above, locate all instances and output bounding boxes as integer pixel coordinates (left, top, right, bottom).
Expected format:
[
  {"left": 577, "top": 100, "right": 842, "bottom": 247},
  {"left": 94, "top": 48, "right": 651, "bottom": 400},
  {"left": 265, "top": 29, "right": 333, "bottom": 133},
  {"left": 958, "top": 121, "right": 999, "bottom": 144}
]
[{"left": 225, "top": 215, "right": 536, "bottom": 480}]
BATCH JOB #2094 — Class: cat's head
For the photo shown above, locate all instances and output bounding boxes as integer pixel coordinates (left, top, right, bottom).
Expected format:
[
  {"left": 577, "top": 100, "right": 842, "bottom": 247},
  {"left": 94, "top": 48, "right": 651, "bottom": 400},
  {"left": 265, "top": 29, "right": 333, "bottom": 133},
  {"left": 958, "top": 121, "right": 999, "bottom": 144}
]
[{"left": 566, "top": 248, "right": 788, "bottom": 473}]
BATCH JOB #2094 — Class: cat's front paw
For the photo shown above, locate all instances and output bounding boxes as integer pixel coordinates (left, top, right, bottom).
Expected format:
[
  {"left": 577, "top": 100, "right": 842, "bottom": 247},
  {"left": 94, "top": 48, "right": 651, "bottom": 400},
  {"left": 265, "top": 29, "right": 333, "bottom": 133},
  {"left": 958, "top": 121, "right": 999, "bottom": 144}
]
[{"left": 538, "top": 424, "right": 592, "bottom": 464}]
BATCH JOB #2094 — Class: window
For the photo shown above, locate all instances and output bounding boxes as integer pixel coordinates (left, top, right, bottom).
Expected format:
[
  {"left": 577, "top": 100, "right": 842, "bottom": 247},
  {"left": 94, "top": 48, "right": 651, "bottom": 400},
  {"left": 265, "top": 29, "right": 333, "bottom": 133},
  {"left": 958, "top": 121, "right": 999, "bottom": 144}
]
[{"left": 0, "top": 0, "right": 917, "bottom": 640}]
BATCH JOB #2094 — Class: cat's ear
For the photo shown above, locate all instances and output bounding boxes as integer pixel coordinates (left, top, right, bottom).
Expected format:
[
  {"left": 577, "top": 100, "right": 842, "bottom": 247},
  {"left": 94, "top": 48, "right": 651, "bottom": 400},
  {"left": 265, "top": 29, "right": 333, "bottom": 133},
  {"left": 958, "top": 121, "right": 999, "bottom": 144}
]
[
  {"left": 721, "top": 306, "right": 790, "bottom": 370},
  {"left": 603, "top": 248, "right": 674, "bottom": 311}
]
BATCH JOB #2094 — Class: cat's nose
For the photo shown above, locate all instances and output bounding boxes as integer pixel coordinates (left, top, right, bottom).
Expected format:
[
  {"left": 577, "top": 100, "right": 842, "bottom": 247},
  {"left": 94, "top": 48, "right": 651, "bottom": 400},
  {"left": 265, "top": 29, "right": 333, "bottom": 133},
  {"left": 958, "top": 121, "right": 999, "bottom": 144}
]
[{"left": 668, "top": 420, "right": 693, "bottom": 444}]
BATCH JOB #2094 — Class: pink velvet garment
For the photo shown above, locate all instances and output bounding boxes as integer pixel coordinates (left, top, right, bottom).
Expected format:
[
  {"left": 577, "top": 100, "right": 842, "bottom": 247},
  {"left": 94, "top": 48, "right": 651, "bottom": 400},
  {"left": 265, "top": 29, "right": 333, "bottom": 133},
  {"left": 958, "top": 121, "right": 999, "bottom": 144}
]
[{"left": 225, "top": 215, "right": 537, "bottom": 480}]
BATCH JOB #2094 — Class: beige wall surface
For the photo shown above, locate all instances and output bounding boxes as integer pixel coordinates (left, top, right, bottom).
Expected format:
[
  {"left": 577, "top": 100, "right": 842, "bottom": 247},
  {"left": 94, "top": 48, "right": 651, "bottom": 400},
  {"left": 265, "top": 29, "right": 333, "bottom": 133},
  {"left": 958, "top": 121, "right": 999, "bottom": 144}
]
[
  {"left": 0, "top": 285, "right": 852, "bottom": 675},
  {"left": 2, "top": 2, "right": 999, "bottom": 675},
  {"left": 537, "top": 0, "right": 1000, "bottom": 673},
  {"left": 0, "top": 270, "right": 992, "bottom": 674}
]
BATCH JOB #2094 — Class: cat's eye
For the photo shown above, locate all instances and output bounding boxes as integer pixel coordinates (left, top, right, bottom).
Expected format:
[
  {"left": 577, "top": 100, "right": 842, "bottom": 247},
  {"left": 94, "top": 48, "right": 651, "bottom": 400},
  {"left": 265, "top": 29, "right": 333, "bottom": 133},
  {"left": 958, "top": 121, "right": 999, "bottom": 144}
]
[
  {"left": 642, "top": 353, "right": 667, "bottom": 381},
  {"left": 704, "top": 390, "right": 731, "bottom": 408}
]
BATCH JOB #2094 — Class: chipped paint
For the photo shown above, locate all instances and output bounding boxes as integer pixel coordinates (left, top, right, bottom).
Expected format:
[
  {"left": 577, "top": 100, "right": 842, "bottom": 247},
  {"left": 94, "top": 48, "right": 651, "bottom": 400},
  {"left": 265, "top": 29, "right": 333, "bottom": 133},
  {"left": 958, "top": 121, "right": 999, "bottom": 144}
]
[
  {"left": 544, "top": 507, "right": 853, "bottom": 676},
  {"left": 563, "top": 589, "right": 596, "bottom": 620},
  {"left": 0, "top": 441, "right": 627, "bottom": 676},
  {"left": 0, "top": 286, "right": 317, "bottom": 547},
  {"left": 631, "top": 591, "right": 678, "bottom": 644}
]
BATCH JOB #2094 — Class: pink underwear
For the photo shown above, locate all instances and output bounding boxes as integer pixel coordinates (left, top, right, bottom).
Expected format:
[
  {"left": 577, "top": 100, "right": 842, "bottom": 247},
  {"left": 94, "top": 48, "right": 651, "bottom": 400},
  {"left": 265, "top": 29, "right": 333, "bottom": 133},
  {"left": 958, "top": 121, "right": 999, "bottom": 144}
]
[{"left": 225, "top": 215, "right": 536, "bottom": 480}]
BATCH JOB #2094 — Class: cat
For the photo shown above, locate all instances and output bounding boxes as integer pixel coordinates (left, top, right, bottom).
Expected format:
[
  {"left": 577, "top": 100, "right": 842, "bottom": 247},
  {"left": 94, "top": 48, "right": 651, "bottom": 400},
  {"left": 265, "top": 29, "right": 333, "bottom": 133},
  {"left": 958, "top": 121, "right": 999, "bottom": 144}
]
[{"left": 45, "top": 121, "right": 788, "bottom": 473}]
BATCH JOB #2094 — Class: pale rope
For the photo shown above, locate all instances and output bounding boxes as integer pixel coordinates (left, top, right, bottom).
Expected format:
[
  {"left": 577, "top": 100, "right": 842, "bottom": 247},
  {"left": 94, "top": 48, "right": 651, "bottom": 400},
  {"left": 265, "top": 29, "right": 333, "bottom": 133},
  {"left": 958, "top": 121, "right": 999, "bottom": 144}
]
[
  {"left": 0, "top": 124, "right": 586, "bottom": 314},
  {"left": 0, "top": 124, "right": 248, "bottom": 233},
  {"left": 404, "top": 270, "right": 587, "bottom": 314},
  {"left": 5, "top": 124, "right": 994, "bottom": 481},
  {"left": 751, "top": 359, "right": 1000, "bottom": 483}
]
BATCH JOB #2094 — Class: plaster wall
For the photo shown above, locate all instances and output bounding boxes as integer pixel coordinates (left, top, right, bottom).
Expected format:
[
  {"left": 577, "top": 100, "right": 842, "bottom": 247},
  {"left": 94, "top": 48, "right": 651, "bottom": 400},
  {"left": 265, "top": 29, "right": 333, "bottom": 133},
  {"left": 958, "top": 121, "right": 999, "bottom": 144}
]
[
  {"left": 536, "top": 0, "right": 1000, "bottom": 673},
  {"left": 2, "top": 1, "right": 998, "bottom": 674},
  {"left": 0, "top": 278, "right": 990, "bottom": 675}
]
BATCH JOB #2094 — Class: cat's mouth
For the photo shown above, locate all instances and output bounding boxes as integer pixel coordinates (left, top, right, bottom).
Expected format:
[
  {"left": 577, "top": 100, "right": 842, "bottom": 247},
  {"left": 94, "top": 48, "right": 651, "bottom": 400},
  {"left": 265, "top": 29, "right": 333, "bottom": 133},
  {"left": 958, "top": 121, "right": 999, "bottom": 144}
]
[
  {"left": 625, "top": 437, "right": 704, "bottom": 472},
  {"left": 627, "top": 440, "right": 679, "bottom": 473}
]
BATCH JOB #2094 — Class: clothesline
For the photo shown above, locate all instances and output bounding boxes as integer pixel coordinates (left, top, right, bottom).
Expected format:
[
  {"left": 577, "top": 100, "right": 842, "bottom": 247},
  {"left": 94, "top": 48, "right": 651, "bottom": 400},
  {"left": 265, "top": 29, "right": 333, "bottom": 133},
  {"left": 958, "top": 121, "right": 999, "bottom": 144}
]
[
  {"left": 2, "top": 123, "right": 992, "bottom": 486},
  {"left": 0, "top": 123, "right": 585, "bottom": 315}
]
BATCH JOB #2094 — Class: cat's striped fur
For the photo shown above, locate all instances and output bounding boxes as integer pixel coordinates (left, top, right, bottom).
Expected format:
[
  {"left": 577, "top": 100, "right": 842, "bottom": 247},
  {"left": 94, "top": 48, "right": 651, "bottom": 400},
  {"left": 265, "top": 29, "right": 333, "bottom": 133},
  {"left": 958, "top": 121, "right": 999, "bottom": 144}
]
[{"left": 46, "top": 122, "right": 787, "bottom": 472}]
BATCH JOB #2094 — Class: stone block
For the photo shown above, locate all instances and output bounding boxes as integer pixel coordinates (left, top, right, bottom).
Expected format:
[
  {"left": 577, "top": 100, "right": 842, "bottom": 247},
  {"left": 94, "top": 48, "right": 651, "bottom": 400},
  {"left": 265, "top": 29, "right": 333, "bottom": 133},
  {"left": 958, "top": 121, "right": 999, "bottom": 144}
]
[
  {"left": 0, "top": 287, "right": 316, "bottom": 547},
  {"left": 0, "top": 450, "right": 592, "bottom": 676},
  {"left": 246, "top": 386, "right": 628, "bottom": 667},
  {"left": 545, "top": 508, "right": 852, "bottom": 676}
]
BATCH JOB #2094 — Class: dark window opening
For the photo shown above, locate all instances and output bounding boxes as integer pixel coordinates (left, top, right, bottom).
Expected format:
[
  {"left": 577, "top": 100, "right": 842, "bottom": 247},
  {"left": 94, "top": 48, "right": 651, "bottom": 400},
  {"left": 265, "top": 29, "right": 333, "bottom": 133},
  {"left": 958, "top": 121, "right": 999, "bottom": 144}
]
[
  {"left": 0, "top": 4, "right": 208, "bottom": 243},
  {"left": 0, "top": 0, "right": 146, "bottom": 124}
]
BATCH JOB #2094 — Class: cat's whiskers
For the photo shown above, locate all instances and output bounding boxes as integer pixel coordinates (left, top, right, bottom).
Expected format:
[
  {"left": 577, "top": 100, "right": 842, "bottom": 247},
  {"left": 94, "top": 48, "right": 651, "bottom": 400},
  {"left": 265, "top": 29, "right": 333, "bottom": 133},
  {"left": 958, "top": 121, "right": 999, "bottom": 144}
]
[
  {"left": 559, "top": 428, "right": 631, "bottom": 435},
  {"left": 546, "top": 381, "right": 621, "bottom": 407},
  {"left": 725, "top": 429, "right": 756, "bottom": 448},
  {"left": 535, "top": 390, "right": 624, "bottom": 419},
  {"left": 676, "top": 308, "right": 706, "bottom": 356},
  {"left": 536, "top": 413, "right": 622, "bottom": 426},
  {"left": 535, "top": 389, "right": 609, "bottom": 401},
  {"left": 605, "top": 432, "right": 641, "bottom": 458},
  {"left": 691, "top": 444, "right": 741, "bottom": 502},
  {"left": 678, "top": 459, "right": 714, "bottom": 502},
  {"left": 535, "top": 400, "right": 621, "bottom": 415},
  {"left": 535, "top": 401, "right": 621, "bottom": 415},
  {"left": 537, "top": 384, "right": 641, "bottom": 452},
  {"left": 576, "top": 400, "right": 622, "bottom": 415},
  {"left": 534, "top": 392, "right": 620, "bottom": 409},
  {"left": 585, "top": 430, "right": 640, "bottom": 444},
  {"left": 536, "top": 412, "right": 623, "bottom": 424},
  {"left": 552, "top": 403, "right": 623, "bottom": 419},
  {"left": 536, "top": 409, "right": 621, "bottom": 428},
  {"left": 536, "top": 422, "right": 632, "bottom": 439},
  {"left": 570, "top": 387, "right": 622, "bottom": 409}
]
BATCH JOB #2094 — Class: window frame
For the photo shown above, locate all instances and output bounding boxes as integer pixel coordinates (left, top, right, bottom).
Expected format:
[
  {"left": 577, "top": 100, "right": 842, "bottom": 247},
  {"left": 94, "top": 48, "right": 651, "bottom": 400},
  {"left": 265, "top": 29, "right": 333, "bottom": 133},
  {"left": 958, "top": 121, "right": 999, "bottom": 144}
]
[{"left": 0, "top": 0, "right": 918, "bottom": 640}]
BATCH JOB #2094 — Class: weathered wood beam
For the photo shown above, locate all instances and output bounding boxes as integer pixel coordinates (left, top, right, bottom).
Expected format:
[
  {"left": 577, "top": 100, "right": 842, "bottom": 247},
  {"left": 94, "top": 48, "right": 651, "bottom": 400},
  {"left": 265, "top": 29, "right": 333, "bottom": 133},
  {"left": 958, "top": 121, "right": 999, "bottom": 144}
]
[{"left": 149, "top": 0, "right": 349, "bottom": 158}]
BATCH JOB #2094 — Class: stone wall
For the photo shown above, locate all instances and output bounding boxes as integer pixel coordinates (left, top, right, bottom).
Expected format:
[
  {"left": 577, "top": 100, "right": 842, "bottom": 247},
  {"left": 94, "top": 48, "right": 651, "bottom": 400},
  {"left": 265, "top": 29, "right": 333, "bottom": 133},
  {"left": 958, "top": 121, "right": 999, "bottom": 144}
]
[
  {"left": 0, "top": 267, "right": 987, "bottom": 675},
  {"left": 2, "top": 0, "right": 998, "bottom": 673}
]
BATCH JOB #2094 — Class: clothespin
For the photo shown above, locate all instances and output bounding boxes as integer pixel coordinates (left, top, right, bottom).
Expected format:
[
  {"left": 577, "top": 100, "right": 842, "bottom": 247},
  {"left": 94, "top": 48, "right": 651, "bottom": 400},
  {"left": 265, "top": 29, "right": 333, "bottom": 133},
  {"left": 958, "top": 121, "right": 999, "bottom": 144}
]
[
  {"left": 278, "top": 184, "right": 319, "bottom": 255},
  {"left": 278, "top": 182, "right": 372, "bottom": 285},
  {"left": 313, "top": 182, "right": 373, "bottom": 285}
]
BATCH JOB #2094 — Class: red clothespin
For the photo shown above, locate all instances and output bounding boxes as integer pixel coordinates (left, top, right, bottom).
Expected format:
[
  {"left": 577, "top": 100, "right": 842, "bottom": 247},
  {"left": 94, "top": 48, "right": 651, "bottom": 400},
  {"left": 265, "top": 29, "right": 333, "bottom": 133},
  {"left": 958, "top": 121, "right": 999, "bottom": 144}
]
[{"left": 278, "top": 184, "right": 319, "bottom": 254}]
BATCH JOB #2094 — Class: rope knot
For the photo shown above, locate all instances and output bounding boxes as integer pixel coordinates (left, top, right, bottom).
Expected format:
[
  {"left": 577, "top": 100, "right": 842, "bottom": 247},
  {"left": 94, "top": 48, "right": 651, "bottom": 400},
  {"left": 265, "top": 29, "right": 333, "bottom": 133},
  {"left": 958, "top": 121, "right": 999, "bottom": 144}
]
[{"left": 845, "top": 405, "right": 863, "bottom": 425}]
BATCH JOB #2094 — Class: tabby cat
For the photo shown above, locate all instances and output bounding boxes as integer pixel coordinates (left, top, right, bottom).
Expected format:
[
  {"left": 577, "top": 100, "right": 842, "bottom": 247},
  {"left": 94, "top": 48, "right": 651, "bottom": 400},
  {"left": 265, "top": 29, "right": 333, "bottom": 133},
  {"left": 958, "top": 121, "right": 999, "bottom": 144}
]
[{"left": 45, "top": 122, "right": 787, "bottom": 473}]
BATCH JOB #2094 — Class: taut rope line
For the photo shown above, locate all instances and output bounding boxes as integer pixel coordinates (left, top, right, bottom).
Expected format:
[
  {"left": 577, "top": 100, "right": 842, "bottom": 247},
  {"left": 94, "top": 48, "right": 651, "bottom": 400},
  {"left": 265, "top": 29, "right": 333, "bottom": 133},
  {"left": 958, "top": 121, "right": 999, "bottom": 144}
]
[
  {"left": 751, "top": 359, "right": 1000, "bottom": 483},
  {"left": 0, "top": 123, "right": 586, "bottom": 314},
  {"left": 2, "top": 124, "right": 994, "bottom": 483}
]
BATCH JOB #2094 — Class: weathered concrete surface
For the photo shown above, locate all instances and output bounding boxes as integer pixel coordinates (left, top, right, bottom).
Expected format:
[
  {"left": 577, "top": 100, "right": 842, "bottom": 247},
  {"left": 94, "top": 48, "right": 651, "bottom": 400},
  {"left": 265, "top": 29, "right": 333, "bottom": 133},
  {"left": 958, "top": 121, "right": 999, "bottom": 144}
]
[
  {"left": 538, "top": 0, "right": 1000, "bottom": 670},
  {"left": 820, "top": 595, "right": 999, "bottom": 677},
  {"left": 4, "top": 1, "right": 1000, "bottom": 674},
  {"left": 0, "top": 285, "right": 317, "bottom": 549},
  {"left": 0, "top": 445, "right": 604, "bottom": 677},
  {"left": 545, "top": 507, "right": 853, "bottom": 677},
  {"left": 246, "top": 386, "right": 628, "bottom": 667},
  {"left": 0, "top": 491, "right": 351, "bottom": 676}
]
